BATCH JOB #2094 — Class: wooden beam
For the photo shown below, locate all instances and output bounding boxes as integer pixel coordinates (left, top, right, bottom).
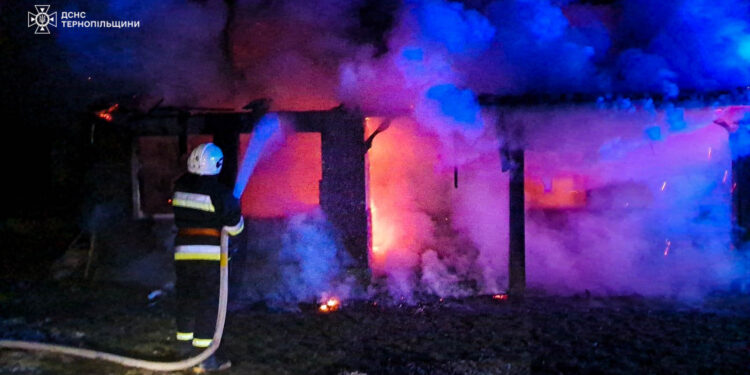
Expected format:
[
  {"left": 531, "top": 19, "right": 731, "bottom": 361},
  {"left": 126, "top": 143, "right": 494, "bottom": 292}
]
[
  {"left": 499, "top": 114, "right": 526, "bottom": 301},
  {"left": 508, "top": 147, "right": 526, "bottom": 300}
]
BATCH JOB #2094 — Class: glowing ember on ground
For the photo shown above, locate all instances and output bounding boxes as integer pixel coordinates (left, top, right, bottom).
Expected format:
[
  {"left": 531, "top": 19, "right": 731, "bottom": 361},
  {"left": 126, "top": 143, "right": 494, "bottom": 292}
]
[
  {"left": 492, "top": 294, "right": 508, "bottom": 301},
  {"left": 95, "top": 104, "right": 119, "bottom": 122},
  {"left": 319, "top": 297, "right": 341, "bottom": 313}
]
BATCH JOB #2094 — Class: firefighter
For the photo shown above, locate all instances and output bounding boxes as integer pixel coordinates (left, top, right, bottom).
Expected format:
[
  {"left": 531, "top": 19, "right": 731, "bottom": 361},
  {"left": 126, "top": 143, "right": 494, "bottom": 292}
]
[{"left": 171, "top": 142, "right": 243, "bottom": 372}]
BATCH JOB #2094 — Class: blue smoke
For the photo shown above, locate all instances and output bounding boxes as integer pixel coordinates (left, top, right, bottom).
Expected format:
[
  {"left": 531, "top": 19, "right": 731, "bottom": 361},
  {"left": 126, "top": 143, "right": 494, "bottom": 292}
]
[
  {"left": 740, "top": 38, "right": 750, "bottom": 60},
  {"left": 54, "top": 0, "right": 750, "bottom": 106},
  {"left": 615, "top": 49, "right": 678, "bottom": 97},
  {"left": 426, "top": 84, "right": 483, "bottom": 128},
  {"left": 644, "top": 126, "right": 662, "bottom": 141},
  {"left": 402, "top": 48, "right": 424, "bottom": 61},
  {"left": 483, "top": 0, "right": 602, "bottom": 93},
  {"left": 666, "top": 106, "right": 687, "bottom": 132},
  {"left": 412, "top": 0, "right": 495, "bottom": 55},
  {"left": 491, "top": 0, "right": 569, "bottom": 42},
  {"left": 242, "top": 209, "right": 354, "bottom": 309},
  {"left": 268, "top": 210, "right": 345, "bottom": 305},
  {"left": 233, "top": 114, "right": 281, "bottom": 199},
  {"left": 629, "top": 0, "right": 750, "bottom": 92},
  {"left": 471, "top": 0, "right": 750, "bottom": 95}
]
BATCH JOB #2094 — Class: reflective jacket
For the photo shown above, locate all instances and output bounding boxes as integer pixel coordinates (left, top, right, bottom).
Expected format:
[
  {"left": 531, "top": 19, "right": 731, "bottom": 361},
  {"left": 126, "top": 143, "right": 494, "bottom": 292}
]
[{"left": 171, "top": 173, "right": 244, "bottom": 261}]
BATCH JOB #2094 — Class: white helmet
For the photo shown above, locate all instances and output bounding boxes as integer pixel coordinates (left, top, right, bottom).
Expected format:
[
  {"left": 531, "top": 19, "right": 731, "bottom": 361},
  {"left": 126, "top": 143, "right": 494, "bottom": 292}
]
[{"left": 187, "top": 143, "right": 224, "bottom": 175}]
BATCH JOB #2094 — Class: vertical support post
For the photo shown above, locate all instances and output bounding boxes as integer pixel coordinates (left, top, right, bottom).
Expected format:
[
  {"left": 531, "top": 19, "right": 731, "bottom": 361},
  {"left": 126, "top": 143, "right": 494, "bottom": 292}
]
[
  {"left": 508, "top": 148, "right": 526, "bottom": 299},
  {"left": 715, "top": 107, "right": 750, "bottom": 249},
  {"left": 317, "top": 110, "right": 370, "bottom": 287},
  {"left": 499, "top": 113, "right": 526, "bottom": 301},
  {"left": 727, "top": 113, "right": 750, "bottom": 249},
  {"left": 732, "top": 155, "right": 750, "bottom": 248}
]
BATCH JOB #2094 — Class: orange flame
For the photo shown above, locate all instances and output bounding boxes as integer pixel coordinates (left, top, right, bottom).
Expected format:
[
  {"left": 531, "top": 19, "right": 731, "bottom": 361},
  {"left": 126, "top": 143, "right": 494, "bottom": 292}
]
[
  {"left": 95, "top": 104, "right": 119, "bottom": 122},
  {"left": 492, "top": 294, "right": 508, "bottom": 301},
  {"left": 525, "top": 175, "right": 587, "bottom": 209},
  {"left": 319, "top": 297, "right": 340, "bottom": 313},
  {"left": 365, "top": 117, "right": 436, "bottom": 273}
]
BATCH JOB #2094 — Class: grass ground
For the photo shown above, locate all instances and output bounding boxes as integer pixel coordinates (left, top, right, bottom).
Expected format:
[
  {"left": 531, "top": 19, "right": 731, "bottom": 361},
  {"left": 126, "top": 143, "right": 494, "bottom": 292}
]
[{"left": 1, "top": 281, "right": 749, "bottom": 375}]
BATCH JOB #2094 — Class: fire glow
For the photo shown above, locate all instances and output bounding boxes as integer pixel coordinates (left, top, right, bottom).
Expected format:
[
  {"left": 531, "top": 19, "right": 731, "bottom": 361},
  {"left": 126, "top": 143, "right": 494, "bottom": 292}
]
[
  {"left": 318, "top": 297, "right": 340, "bottom": 313},
  {"left": 95, "top": 104, "right": 118, "bottom": 122},
  {"left": 365, "top": 116, "right": 419, "bottom": 272},
  {"left": 238, "top": 130, "right": 321, "bottom": 217},
  {"left": 492, "top": 294, "right": 508, "bottom": 301},
  {"left": 525, "top": 174, "right": 587, "bottom": 209}
]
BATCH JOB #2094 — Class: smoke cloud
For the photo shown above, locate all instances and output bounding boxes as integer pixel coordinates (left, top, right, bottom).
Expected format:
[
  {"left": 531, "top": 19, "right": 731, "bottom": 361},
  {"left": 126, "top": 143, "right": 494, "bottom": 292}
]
[
  {"left": 241, "top": 209, "right": 355, "bottom": 310},
  {"left": 58, "top": 0, "right": 750, "bottom": 104},
  {"left": 519, "top": 106, "right": 742, "bottom": 299}
]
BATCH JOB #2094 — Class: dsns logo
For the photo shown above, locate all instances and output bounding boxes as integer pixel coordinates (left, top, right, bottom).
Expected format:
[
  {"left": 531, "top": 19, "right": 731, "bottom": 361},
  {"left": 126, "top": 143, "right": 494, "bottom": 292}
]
[{"left": 28, "top": 5, "right": 57, "bottom": 34}]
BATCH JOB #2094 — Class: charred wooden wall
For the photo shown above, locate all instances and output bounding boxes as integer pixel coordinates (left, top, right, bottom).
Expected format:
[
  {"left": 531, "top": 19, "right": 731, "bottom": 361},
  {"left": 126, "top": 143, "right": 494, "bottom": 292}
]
[{"left": 289, "top": 109, "right": 369, "bottom": 272}]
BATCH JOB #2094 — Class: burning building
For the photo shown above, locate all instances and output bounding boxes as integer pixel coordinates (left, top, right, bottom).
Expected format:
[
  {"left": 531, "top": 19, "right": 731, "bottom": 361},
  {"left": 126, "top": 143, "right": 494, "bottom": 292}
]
[
  {"left": 79, "top": 89, "right": 744, "bottom": 307},
  {"left": 362, "top": 93, "right": 748, "bottom": 301},
  {"left": 110, "top": 104, "right": 365, "bottom": 305},
  {"left": 35, "top": 0, "right": 750, "bottom": 305}
]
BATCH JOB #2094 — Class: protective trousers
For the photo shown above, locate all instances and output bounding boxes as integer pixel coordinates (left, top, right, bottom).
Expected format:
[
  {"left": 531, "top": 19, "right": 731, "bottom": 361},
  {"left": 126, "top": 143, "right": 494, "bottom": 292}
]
[{"left": 174, "top": 260, "right": 221, "bottom": 349}]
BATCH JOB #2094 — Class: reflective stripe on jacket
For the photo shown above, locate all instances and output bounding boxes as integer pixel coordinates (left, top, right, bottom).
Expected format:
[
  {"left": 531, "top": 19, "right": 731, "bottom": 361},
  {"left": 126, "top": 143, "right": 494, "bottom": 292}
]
[
  {"left": 171, "top": 173, "right": 244, "bottom": 259},
  {"left": 172, "top": 192, "right": 216, "bottom": 212},
  {"left": 174, "top": 245, "right": 221, "bottom": 261}
]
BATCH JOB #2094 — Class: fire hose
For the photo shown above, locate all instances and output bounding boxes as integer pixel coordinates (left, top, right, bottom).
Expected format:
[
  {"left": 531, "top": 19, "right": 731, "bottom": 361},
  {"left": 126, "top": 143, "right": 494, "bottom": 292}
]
[{"left": 0, "top": 230, "right": 231, "bottom": 372}]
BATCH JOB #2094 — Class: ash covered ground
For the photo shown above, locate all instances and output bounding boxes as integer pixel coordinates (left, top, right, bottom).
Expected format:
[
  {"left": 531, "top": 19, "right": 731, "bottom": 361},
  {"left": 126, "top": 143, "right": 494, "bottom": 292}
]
[{"left": 1, "top": 281, "right": 749, "bottom": 375}]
